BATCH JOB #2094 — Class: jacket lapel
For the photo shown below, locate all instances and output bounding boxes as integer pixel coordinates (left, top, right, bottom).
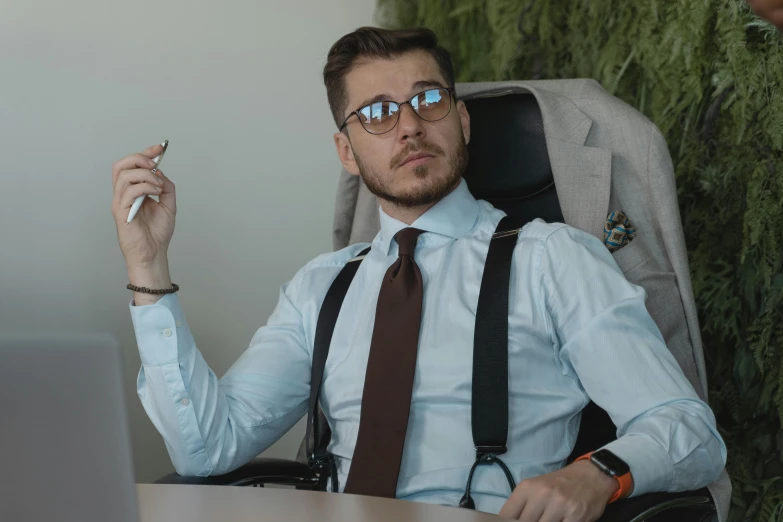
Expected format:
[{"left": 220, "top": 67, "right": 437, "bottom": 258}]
[{"left": 458, "top": 82, "right": 612, "bottom": 240}]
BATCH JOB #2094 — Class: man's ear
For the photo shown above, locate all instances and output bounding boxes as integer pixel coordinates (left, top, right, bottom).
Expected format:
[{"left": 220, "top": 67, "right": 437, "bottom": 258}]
[
  {"left": 456, "top": 99, "right": 471, "bottom": 145},
  {"left": 334, "top": 131, "right": 360, "bottom": 176}
]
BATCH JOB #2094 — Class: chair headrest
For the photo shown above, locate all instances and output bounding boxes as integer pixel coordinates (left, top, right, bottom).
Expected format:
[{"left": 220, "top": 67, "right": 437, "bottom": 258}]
[
  {"left": 462, "top": 92, "right": 563, "bottom": 225},
  {"left": 462, "top": 93, "right": 553, "bottom": 199}
]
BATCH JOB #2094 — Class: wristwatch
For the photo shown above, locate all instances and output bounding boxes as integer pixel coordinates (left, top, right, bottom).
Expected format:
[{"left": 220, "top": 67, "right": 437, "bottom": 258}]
[{"left": 575, "top": 449, "right": 633, "bottom": 503}]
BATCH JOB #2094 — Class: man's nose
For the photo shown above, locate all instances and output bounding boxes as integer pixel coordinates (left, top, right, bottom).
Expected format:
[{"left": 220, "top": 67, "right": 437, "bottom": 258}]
[{"left": 396, "top": 103, "right": 426, "bottom": 140}]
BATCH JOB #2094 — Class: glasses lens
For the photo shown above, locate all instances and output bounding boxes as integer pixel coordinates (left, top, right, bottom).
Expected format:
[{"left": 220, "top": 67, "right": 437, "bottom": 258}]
[
  {"left": 358, "top": 101, "right": 400, "bottom": 134},
  {"left": 412, "top": 88, "right": 451, "bottom": 121}
]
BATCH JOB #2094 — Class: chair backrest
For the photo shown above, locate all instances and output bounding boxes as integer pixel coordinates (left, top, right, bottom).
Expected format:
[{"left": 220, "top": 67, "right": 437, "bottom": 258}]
[{"left": 462, "top": 93, "right": 564, "bottom": 225}]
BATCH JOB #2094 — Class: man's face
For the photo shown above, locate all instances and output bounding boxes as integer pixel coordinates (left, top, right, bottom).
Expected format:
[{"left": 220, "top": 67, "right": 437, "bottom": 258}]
[{"left": 333, "top": 50, "right": 471, "bottom": 209}]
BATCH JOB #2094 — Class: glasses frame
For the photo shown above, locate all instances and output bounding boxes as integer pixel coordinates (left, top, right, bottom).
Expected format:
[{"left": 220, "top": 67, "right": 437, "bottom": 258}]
[{"left": 339, "top": 87, "right": 456, "bottom": 135}]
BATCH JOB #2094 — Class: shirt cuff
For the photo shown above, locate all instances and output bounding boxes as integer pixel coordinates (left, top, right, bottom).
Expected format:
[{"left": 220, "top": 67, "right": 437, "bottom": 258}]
[
  {"left": 600, "top": 435, "right": 674, "bottom": 497},
  {"left": 129, "top": 292, "right": 190, "bottom": 366}
]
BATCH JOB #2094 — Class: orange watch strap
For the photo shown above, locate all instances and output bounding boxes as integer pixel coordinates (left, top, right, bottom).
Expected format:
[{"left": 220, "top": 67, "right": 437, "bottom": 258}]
[
  {"left": 575, "top": 452, "right": 632, "bottom": 503},
  {"left": 611, "top": 471, "right": 634, "bottom": 503}
]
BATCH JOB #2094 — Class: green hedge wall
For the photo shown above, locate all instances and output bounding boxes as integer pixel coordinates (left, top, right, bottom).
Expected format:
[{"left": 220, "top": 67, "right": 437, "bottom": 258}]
[{"left": 377, "top": 1, "right": 783, "bottom": 520}]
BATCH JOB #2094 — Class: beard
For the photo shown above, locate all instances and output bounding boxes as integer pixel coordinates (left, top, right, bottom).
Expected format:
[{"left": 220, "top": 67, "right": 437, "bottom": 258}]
[{"left": 354, "top": 134, "right": 469, "bottom": 209}]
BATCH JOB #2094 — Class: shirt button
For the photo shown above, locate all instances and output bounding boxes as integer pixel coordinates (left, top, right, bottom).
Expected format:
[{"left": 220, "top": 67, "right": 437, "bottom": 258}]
[
  {"left": 175, "top": 321, "right": 182, "bottom": 328},
  {"left": 180, "top": 398, "right": 190, "bottom": 406},
  {"left": 163, "top": 328, "right": 173, "bottom": 337}
]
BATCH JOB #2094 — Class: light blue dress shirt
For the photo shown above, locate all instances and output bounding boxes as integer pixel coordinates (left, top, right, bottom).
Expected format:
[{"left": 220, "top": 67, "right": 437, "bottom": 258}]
[{"left": 130, "top": 178, "right": 725, "bottom": 514}]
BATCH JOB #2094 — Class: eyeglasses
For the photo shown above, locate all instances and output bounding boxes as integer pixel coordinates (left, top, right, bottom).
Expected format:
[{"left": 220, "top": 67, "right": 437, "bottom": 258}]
[{"left": 339, "top": 87, "right": 455, "bottom": 135}]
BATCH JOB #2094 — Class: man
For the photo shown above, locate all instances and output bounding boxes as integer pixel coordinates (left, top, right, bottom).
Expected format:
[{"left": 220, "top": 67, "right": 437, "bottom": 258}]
[{"left": 111, "top": 27, "right": 726, "bottom": 522}]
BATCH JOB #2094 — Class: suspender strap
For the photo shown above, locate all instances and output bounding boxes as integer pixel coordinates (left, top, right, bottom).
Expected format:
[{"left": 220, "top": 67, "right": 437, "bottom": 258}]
[
  {"left": 460, "top": 216, "right": 528, "bottom": 509},
  {"left": 306, "top": 246, "right": 371, "bottom": 492},
  {"left": 471, "top": 216, "right": 519, "bottom": 455}
]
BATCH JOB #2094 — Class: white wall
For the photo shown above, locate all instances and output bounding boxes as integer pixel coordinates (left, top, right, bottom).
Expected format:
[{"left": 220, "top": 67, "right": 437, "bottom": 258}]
[{"left": 0, "top": 0, "right": 376, "bottom": 482}]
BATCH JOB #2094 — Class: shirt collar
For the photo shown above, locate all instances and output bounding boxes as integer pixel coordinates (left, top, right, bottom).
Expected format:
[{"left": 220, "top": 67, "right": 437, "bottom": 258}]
[{"left": 377, "top": 178, "right": 479, "bottom": 255}]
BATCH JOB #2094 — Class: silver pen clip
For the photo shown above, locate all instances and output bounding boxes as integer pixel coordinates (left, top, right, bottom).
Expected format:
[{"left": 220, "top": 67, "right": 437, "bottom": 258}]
[{"left": 151, "top": 139, "right": 169, "bottom": 174}]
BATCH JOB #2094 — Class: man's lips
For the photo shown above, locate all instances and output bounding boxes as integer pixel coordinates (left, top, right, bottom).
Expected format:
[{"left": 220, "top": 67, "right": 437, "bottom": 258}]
[{"left": 399, "top": 152, "right": 436, "bottom": 168}]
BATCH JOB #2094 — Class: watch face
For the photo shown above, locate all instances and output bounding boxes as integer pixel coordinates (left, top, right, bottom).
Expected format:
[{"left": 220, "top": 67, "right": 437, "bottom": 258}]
[{"left": 591, "top": 450, "right": 630, "bottom": 477}]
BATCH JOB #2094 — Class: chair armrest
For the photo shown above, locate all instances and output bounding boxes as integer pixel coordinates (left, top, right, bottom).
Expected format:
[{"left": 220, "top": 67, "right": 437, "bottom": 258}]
[
  {"left": 155, "top": 462, "right": 715, "bottom": 520},
  {"left": 598, "top": 488, "right": 715, "bottom": 522},
  {"left": 154, "top": 457, "right": 320, "bottom": 489}
]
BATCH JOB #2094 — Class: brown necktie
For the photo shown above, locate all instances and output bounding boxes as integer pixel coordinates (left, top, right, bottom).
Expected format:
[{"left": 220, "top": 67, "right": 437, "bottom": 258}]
[{"left": 343, "top": 227, "right": 425, "bottom": 498}]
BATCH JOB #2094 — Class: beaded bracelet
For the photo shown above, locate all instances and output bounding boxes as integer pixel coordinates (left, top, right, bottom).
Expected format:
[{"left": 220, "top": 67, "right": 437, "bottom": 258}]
[{"left": 126, "top": 283, "right": 180, "bottom": 295}]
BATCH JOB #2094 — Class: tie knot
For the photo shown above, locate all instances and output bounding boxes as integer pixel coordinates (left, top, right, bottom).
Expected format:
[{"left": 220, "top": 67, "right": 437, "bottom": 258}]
[{"left": 394, "top": 228, "right": 424, "bottom": 257}]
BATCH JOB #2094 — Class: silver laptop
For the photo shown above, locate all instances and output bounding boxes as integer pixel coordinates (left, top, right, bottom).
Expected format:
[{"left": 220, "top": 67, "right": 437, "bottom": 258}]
[{"left": 0, "top": 333, "right": 139, "bottom": 522}]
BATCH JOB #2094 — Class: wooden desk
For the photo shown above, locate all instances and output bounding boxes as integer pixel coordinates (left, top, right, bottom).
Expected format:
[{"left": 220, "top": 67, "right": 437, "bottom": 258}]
[{"left": 137, "top": 484, "right": 506, "bottom": 522}]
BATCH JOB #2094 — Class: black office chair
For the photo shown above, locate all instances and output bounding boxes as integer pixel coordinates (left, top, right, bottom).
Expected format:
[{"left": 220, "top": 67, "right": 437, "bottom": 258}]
[{"left": 156, "top": 92, "right": 718, "bottom": 522}]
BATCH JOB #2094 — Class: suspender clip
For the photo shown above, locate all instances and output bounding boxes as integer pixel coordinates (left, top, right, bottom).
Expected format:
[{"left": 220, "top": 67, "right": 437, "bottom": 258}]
[{"left": 475, "top": 445, "right": 507, "bottom": 458}]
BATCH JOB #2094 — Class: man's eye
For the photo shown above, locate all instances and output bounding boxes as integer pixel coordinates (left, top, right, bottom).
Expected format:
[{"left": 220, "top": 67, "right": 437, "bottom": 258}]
[{"left": 368, "top": 102, "right": 397, "bottom": 120}]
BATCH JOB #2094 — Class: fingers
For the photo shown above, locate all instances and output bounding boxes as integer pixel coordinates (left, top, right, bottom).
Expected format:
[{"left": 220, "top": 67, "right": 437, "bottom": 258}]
[
  {"left": 500, "top": 483, "right": 565, "bottom": 522},
  {"left": 110, "top": 143, "right": 175, "bottom": 221},
  {"left": 517, "top": 496, "right": 547, "bottom": 522},
  {"left": 119, "top": 182, "right": 163, "bottom": 211},
  {"left": 522, "top": 501, "right": 563, "bottom": 522},
  {"left": 499, "top": 487, "right": 527, "bottom": 520},
  {"left": 114, "top": 167, "right": 164, "bottom": 203},
  {"left": 155, "top": 169, "right": 177, "bottom": 215},
  {"left": 540, "top": 512, "right": 566, "bottom": 522},
  {"left": 111, "top": 143, "right": 165, "bottom": 184},
  {"left": 141, "top": 142, "right": 165, "bottom": 158},
  {"left": 112, "top": 153, "right": 157, "bottom": 186}
]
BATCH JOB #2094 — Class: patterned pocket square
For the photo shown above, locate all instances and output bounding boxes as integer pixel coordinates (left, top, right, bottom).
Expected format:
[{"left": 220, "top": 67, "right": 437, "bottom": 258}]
[{"left": 604, "top": 210, "right": 636, "bottom": 253}]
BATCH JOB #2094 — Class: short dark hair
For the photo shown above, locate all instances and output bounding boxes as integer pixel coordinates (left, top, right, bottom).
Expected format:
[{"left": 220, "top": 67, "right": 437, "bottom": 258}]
[{"left": 323, "top": 26, "right": 455, "bottom": 129}]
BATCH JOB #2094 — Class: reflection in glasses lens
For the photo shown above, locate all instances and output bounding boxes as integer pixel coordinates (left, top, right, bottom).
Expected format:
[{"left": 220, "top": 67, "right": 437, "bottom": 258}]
[{"left": 355, "top": 88, "right": 452, "bottom": 135}]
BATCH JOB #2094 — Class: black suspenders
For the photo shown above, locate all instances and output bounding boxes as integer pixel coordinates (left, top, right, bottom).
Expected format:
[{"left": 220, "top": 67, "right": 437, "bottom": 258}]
[
  {"left": 306, "top": 216, "right": 527, "bottom": 505},
  {"left": 306, "top": 246, "right": 371, "bottom": 492},
  {"left": 460, "top": 215, "right": 521, "bottom": 508}
]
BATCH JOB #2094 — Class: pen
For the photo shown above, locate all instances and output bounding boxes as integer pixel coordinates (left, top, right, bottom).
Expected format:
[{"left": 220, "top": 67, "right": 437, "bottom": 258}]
[{"left": 127, "top": 139, "right": 169, "bottom": 224}]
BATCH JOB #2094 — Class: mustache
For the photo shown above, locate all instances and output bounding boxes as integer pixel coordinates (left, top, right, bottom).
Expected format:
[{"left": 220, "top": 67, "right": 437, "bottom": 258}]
[{"left": 390, "top": 141, "right": 445, "bottom": 169}]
